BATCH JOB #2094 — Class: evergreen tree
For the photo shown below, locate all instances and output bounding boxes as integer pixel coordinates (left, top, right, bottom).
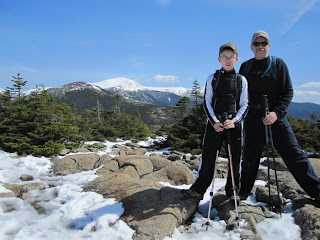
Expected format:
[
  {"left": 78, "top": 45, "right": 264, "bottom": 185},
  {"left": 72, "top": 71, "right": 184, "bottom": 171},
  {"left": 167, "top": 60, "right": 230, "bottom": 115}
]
[
  {"left": 0, "top": 79, "right": 85, "bottom": 156},
  {"left": 161, "top": 81, "right": 206, "bottom": 154},
  {"left": 168, "top": 96, "right": 191, "bottom": 121},
  {"left": 11, "top": 73, "right": 27, "bottom": 100},
  {"left": 190, "top": 79, "right": 202, "bottom": 109}
]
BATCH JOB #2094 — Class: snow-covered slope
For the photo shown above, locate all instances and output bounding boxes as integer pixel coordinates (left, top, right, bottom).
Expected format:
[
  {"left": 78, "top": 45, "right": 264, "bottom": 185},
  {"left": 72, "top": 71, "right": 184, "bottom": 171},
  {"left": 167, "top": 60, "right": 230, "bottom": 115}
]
[{"left": 91, "top": 77, "right": 190, "bottom": 96}]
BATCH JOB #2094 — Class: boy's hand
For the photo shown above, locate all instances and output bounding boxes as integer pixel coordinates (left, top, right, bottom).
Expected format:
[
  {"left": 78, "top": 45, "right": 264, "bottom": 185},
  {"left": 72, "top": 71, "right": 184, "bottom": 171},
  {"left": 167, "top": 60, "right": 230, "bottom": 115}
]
[
  {"left": 223, "top": 119, "right": 235, "bottom": 129},
  {"left": 214, "top": 122, "right": 224, "bottom": 132}
]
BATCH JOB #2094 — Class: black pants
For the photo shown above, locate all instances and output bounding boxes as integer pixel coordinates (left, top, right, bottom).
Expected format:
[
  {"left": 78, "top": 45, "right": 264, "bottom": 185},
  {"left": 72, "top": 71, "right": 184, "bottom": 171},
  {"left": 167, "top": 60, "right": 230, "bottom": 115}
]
[
  {"left": 240, "top": 114, "right": 320, "bottom": 198},
  {"left": 191, "top": 121, "right": 242, "bottom": 196}
]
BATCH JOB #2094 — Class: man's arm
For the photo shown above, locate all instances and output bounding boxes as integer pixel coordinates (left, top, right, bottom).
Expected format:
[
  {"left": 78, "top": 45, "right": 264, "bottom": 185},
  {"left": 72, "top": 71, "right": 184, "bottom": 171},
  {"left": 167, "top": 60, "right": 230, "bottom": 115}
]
[{"left": 273, "top": 58, "right": 293, "bottom": 118}]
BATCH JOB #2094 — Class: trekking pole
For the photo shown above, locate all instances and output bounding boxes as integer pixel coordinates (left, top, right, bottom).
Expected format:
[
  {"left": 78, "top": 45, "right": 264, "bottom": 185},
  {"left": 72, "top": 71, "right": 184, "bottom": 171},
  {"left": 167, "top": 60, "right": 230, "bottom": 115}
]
[
  {"left": 223, "top": 112, "right": 240, "bottom": 225},
  {"left": 263, "top": 96, "right": 272, "bottom": 210},
  {"left": 262, "top": 95, "right": 282, "bottom": 216},
  {"left": 205, "top": 150, "right": 219, "bottom": 230}
]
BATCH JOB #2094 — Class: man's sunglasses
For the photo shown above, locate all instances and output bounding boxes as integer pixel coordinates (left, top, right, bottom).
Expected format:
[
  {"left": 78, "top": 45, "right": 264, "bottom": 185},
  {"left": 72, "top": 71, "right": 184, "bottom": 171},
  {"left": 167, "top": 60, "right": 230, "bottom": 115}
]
[{"left": 252, "top": 41, "right": 268, "bottom": 47}]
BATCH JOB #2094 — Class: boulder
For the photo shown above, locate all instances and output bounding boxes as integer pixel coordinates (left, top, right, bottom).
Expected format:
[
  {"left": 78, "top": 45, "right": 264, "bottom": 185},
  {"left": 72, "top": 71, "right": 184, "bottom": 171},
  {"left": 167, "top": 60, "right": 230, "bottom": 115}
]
[
  {"left": 20, "top": 174, "right": 34, "bottom": 181},
  {"left": 126, "top": 148, "right": 147, "bottom": 155},
  {"left": 51, "top": 154, "right": 100, "bottom": 175},
  {"left": 83, "top": 172, "right": 198, "bottom": 240},
  {"left": 293, "top": 204, "right": 320, "bottom": 240}
]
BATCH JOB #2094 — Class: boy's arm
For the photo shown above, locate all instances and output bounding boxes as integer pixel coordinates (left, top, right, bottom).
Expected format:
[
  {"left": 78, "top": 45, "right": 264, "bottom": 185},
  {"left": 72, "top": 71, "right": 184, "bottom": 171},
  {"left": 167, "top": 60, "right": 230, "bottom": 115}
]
[
  {"left": 203, "top": 74, "right": 220, "bottom": 126},
  {"left": 231, "top": 75, "right": 249, "bottom": 125}
]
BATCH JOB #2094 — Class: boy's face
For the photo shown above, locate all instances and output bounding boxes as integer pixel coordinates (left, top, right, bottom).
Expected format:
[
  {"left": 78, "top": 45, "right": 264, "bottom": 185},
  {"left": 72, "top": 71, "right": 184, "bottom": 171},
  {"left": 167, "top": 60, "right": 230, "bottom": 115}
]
[{"left": 218, "top": 49, "right": 238, "bottom": 71}]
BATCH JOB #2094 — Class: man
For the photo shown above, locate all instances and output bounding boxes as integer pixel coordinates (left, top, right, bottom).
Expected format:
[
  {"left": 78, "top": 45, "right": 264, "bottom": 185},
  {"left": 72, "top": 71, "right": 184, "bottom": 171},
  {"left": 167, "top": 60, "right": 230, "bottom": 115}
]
[
  {"left": 239, "top": 30, "right": 320, "bottom": 203},
  {"left": 181, "top": 42, "right": 248, "bottom": 200}
]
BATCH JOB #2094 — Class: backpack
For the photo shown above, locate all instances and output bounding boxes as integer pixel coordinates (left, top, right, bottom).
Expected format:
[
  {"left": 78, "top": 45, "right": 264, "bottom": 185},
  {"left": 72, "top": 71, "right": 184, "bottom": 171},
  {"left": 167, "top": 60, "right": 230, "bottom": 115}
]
[
  {"left": 212, "top": 71, "right": 242, "bottom": 111},
  {"left": 242, "top": 55, "right": 278, "bottom": 79}
]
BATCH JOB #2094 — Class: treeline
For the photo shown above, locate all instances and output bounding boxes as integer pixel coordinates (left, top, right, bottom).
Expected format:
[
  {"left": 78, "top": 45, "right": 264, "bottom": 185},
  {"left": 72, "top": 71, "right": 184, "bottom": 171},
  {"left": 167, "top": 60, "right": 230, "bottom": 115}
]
[
  {"left": 161, "top": 81, "right": 320, "bottom": 156},
  {"left": 0, "top": 74, "right": 153, "bottom": 156}
]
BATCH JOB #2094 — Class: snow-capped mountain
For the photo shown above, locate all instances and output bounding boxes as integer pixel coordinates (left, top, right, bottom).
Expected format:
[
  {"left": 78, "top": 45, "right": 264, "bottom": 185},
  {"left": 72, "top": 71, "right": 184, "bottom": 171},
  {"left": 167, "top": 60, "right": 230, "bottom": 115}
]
[
  {"left": 47, "top": 81, "right": 103, "bottom": 97},
  {"left": 92, "top": 77, "right": 191, "bottom": 96},
  {"left": 87, "top": 77, "right": 193, "bottom": 106}
]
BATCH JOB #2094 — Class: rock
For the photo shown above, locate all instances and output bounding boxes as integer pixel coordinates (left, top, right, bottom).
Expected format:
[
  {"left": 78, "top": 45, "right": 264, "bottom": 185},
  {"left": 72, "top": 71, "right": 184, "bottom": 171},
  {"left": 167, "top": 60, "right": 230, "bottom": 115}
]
[
  {"left": 102, "top": 160, "right": 119, "bottom": 172},
  {"left": 51, "top": 146, "right": 320, "bottom": 240},
  {"left": 123, "top": 187, "right": 198, "bottom": 240},
  {"left": 255, "top": 186, "right": 286, "bottom": 208},
  {"left": 20, "top": 174, "right": 34, "bottom": 181},
  {"left": 59, "top": 149, "right": 70, "bottom": 156},
  {"left": 2, "top": 182, "right": 46, "bottom": 199},
  {"left": 87, "top": 147, "right": 99, "bottom": 152},
  {"left": 83, "top": 173, "right": 198, "bottom": 240},
  {"left": 51, "top": 154, "right": 100, "bottom": 175},
  {"left": 211, "top": 193, "right": 272, "bottom": 234},
  {"left": 120, "top": 166, "right": 140, "bottom": 179},
  {"left": 113, "top": 144, "right": 128, "bottom": 151},
  {"left": 20, "top": 182, "right": 46, "bottom": 193},
  {"left": 126, "top": 142, "right": 143, "bottom": 148},
  {"left": 126, "top": 148, "right": 147, "bottom": 155},
  {"left": 148, "top": 156, "right": 172, "bottom": 171},
  {"left": 142, "top": 162, "right": 194, "bottom": 185},
  {"left": 95, "top": 167, "right": 111, "bottom": 176},
  {"left": 167, "top": 153, "right": 182, "bottom": 161},
  {"left": 0, "top": 192, "right": 16, "bottom": 198},
  {"left": 3, "top": 184, "right": 23, "bottom": 198},
  {"left": 75, "top": 147, "right": 90, "bottom": 153},
  {"left": 293, "top": 204, "right": 320, "bottom": 240},
  {"left": 122, "top": 158, "right": 153, "bottom": 176}
]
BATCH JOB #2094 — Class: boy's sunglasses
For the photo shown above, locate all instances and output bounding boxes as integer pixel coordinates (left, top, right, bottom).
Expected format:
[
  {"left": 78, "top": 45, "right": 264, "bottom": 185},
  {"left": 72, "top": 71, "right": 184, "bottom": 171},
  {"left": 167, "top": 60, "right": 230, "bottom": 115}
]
[{"left": 253, "top": 41, "right": 268, "bottom": 47}]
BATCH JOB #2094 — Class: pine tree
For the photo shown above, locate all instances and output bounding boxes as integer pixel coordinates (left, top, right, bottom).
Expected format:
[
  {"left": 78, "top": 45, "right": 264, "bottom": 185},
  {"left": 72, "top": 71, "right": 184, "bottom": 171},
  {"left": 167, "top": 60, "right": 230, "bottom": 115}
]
[{"left": 11, "top": 73, "right": 27, "bottom": 100}]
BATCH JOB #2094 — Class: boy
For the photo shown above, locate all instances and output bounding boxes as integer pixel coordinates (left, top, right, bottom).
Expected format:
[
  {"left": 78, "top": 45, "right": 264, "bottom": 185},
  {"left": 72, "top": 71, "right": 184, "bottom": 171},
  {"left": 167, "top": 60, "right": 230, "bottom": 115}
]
[{"left": 181, "top": 42, "right": 249, "bottom": 200}]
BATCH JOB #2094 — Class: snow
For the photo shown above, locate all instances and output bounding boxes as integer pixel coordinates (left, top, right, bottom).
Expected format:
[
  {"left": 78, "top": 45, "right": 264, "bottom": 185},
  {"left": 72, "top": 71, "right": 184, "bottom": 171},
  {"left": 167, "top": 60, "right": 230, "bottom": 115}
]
[
  {"left": 91, "top": 77, "right": 191, "bottom": 96},
  {"left": 92, "top": 77, "right": 143, "bottom": 91},
  {"left": 0, "top": 138, "right": 302, "bottom": 240}
]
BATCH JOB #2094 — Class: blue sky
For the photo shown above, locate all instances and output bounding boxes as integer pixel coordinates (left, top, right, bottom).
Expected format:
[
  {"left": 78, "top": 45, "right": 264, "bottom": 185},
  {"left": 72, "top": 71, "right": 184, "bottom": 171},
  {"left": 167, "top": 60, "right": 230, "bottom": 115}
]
[{"left": 1, "top": 0, "right": 320, "bottom": 103}]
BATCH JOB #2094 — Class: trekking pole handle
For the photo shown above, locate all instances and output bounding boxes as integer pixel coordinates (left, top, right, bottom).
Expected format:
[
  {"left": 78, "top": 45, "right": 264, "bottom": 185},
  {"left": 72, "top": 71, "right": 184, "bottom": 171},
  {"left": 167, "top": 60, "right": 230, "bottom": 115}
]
[
  {"left": 222, "top": 112, "right": 231, "bottom": 143},
  {"left": 262, "top": 95, "right": 270, "bottom": 117},
  {"left": 262, "top": 95, "right": 273, "bottom": 146}
]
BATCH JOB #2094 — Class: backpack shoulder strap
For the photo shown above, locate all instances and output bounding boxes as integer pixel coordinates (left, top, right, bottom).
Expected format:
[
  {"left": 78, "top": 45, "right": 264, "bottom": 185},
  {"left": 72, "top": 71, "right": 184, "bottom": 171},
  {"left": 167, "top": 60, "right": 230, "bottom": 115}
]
[
  {"left": 262, "top": 56, "right": 278, "bottom": 78},
  {"left": 211, "top": 70, "right": 220, "bottom": 95},
  {"left": 242, "top": 58, "right": 254, "bottom": 75},
  {"left": 270, "top": 56, "right": 278, "bottom": 79},
  {"left": 235, "top": 74, "right": 242, "bottom": 109}
]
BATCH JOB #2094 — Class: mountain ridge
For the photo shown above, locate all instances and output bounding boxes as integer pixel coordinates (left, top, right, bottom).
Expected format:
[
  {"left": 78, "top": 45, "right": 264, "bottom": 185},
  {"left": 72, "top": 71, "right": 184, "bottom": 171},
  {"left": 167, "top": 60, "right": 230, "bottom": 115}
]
[{"left": 21, "top": 77, "right": 320, "bottom": 120}]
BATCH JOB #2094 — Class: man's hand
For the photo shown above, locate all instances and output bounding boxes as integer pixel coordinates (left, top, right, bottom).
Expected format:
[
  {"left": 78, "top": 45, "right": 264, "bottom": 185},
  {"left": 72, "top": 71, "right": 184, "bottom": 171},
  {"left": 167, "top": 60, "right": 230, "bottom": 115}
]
[
  {"left": 223, "top": 119, "right": 235, "bottom": 129},
  {"left": 263, "top": 112, "right": 278, "bottom": 125},
  {"left": 214, "top": 122, "right": 224, "bottom": 132}
]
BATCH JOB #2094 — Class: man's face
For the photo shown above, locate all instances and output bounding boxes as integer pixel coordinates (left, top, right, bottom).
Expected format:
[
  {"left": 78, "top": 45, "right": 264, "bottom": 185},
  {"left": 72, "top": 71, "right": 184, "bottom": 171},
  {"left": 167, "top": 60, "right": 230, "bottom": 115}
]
[
  {"left": 251, "top": 37, "right": 270, "bottom": 60},
  {"left": 218, "top": 49, "right": 238, "bottom": 71}
]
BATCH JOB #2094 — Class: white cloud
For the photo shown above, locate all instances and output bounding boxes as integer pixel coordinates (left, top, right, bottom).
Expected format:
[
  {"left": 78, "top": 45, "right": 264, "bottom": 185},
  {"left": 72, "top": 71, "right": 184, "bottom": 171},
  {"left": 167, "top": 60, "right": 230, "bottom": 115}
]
[
  {"left": 151, "top": 74, "right": 180, "bottom": 84},
  {"left": 298, "top": 82, "right": 320, "bottom": 89},
  {"left": 284, "top": 0, "right": 318, "bottom": 33},
  {"left": 156, "top": 0, "right": 170, "bottom": 7},
  {"left": 293, "top": 89, "right": 320, "bottom": 104}
]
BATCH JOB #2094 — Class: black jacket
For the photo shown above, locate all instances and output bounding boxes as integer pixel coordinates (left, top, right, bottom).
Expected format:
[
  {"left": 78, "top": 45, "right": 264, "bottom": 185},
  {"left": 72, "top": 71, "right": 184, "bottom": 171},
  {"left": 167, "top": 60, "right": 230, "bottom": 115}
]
[{"left": 239, "top": 57, "right": 293, "bottom": 118}]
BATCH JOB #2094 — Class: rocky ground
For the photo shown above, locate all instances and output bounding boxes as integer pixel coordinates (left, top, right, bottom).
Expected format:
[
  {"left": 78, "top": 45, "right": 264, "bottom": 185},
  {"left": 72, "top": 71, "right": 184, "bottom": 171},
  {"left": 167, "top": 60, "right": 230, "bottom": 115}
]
[{"left": 2, "top": 143, "right": 320, "bottom": 240}]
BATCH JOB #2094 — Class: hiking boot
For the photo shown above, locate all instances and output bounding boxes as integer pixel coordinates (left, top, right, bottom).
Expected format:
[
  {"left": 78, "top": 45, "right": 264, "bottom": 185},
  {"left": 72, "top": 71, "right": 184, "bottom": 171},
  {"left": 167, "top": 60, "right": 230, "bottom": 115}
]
[
  {"left": 180, "top": 189, "right": 203, "bottom": 200},
  {"left": 239, "top": 194, "right": 248, "bottom": 201}
]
